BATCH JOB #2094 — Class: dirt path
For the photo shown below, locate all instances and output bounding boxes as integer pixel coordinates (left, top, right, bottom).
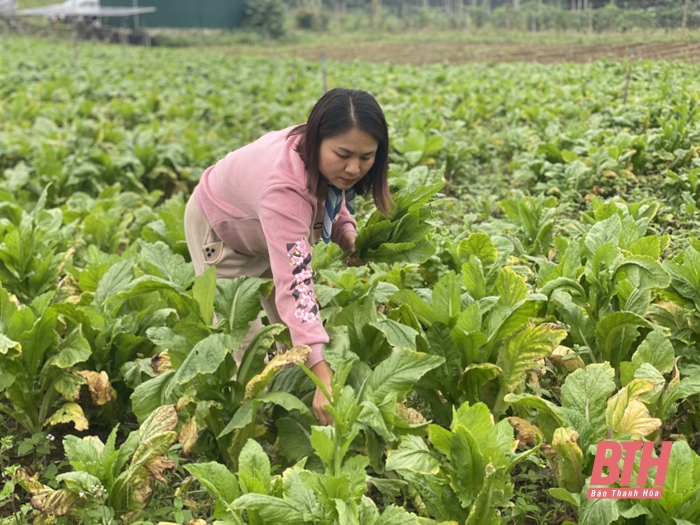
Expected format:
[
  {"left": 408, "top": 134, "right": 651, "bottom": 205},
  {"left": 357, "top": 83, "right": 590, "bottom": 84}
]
[{"left": 229, "top": 39, "right": 700, "bottom": 65}]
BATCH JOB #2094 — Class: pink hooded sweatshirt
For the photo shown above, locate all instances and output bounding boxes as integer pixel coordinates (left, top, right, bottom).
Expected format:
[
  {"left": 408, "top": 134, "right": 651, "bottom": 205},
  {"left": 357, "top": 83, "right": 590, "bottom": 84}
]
[{"left": 192, "top": 125, "right": 357, "bottom": 368}]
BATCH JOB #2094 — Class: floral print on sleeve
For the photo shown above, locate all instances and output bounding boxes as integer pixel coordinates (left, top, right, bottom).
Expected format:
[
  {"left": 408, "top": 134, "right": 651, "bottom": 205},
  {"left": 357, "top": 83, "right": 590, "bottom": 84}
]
[{"left": 286, "top": 238, "right": 321, "bottom": 323}]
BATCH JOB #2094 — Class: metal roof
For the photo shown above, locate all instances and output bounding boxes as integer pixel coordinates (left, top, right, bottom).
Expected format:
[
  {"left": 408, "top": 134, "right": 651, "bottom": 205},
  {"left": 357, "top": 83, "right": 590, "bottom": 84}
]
[{"left": 12, "top": 4, "right": 154, "bottom": 17}]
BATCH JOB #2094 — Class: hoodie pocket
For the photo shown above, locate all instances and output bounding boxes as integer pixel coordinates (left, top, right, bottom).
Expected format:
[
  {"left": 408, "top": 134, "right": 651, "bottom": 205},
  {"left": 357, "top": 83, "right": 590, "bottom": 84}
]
[{"left": 203, "top": 227, "right": 224, "bottom": 265}]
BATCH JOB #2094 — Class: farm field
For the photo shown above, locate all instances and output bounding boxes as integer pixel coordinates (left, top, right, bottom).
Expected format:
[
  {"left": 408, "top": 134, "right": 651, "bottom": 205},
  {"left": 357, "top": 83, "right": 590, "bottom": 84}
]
[
  {"left": 1, "top": 36, "right": 700, "bottom": 525},
  {"left": 230, "top": 37, "right": 700, "bottom": 65}
]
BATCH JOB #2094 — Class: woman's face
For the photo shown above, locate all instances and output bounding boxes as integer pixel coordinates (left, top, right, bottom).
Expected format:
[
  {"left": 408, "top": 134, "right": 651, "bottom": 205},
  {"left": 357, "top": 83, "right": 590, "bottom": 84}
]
[{"left": 318, "top": 127, "right": 378, "bottom": 190}]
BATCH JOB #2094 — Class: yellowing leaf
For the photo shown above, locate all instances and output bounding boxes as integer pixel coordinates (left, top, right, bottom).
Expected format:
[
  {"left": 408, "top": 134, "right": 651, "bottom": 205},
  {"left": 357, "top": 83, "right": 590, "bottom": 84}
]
[
  {"left": 176, "top": 394, "right": 196, "bottom": 411},
  {"left": 614, "top": 399, "right": 661, "bottom": 440},
  {"left": 152, "top": 350, "right": 173, "bottom": 375},
  {"left": 75, "top": 370, "right": 115, "bottom": 406},
  {"left": 46, "top": 403, "right": 89, "bottom": 431},
  {"left": 508, "top": 417, "right": 544, "bottom": 448},
  {"left": 124, "top": 467, "right": 156, "bottom": 520},
  {"left": 606, "top": 379, "right": 662, "bottom": 440},
  {"left": 178, "top": 417, "right": 200, "bottom": 455},
  {"left": 30, "top": 488, "right": 82, "bottom": 516},
  {"left": 495, "top": 268, "right": 528, "bottom": 308},
  {"left": 497, "top": 323, "right": 568, "bottom": 397},
  {"left": 14, "top": 468, "right": 82, "bottom": 517},
  {"left": 13, "top": 468, "right": 43, "bottom": 492},
  {"left": 546, "top": 428, "right": 585, "bottom": 494},
  {"left": 0, "top": 334, "right": 20, "bottom": 355},
  {"left": 54, "top": 372, "right": 85, "bottom": 402},
  {"left": 550, "top": 345, "right": 585, "bottom": 372},
  {"left": 245, "top": 344, "right": 311, "bottom": 399},
  {"left": 145, "top": 456, "right": 176, "bottom": 484},
  {"left": 396, "top": 403, "right": 427, "bottom": 425}
]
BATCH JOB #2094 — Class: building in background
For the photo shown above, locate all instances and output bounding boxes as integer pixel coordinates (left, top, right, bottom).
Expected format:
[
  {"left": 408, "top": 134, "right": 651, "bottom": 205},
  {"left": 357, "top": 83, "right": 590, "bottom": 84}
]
[{"left": 100, "top": 0, "right": 246, "bottom": 29}]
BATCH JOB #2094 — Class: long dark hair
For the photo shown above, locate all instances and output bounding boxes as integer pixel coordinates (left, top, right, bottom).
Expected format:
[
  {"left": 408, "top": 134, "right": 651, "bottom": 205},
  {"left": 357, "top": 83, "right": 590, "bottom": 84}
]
[{"left": 288, "top": 88, "right": 393, "bottom": 216}]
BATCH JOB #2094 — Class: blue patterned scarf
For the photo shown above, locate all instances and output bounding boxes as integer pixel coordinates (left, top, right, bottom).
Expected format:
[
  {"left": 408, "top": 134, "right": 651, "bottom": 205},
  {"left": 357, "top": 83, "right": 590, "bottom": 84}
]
[{"left": 320, "top": 175, "right": 355, "bottom": 244}]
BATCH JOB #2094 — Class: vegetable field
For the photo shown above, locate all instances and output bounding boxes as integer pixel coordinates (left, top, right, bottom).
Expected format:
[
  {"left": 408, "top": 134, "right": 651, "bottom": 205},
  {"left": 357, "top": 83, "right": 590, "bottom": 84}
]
[{"left": 2, "top": 36, "right": 700, "bottom": 525}]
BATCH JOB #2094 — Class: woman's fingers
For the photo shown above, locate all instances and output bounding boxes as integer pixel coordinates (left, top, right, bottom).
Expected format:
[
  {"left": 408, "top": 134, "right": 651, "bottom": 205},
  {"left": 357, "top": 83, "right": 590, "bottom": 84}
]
[{"left": 313, "top": 387, "right": 333, "bottom": 425}]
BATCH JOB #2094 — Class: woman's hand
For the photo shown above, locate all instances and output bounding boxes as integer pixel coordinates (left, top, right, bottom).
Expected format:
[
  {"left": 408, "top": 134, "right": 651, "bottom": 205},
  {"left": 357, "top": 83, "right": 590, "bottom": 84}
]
[
  {"left": 340, "top": 230, "right": 362, "bottom": 267},
  {"left": 310, "top": 360, "right": 334, "bottom": 425}
]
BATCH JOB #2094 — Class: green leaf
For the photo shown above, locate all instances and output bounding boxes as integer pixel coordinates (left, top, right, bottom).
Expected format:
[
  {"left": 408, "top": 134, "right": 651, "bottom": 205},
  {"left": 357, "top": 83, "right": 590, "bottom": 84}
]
[
  {"left": 504, "top": 393, "right": 569, "bottom": 428},
  {"left": 451, "top": 402, "right": 493, "bottom": 441},
  {"left": 595, "top": 311, "right": 651, "bottom": 366},
  {"left": 237, "top": 439, "right": 271, "bottom": 495},
  {"left": 457, "top": 233, "right": 497, "bottom": 266},
  {"left": 51, "top": 325, "right": 91, "bottom": 369},
  {"left": 55, "top": 471, "right": 102, "bottom": 494},
  {"left": 432, "top": 271, "right": 462, "bottom": 322},
  {"left": 661, "top": 440, "right": 697, "bottom": 516},
  {"left": 495, "top": 268, "right": 528, "bottom": 308},
  {"left": 21, "top": 307, "right": 58, "bottom": 377},
  {"left": 428, "top": 424, "right": 454, "bottom": 459},
  {"left": 578, "top": 490, "right": 620, "bottom": 525},
  {"left": 275, "top": 417, "right": 314, "bottom": 464},
  {"left": 379, "top": 505, "right": 420, "bottom": 525},
  {"left": 561, "top": 150, "right": 579, "bottom": 163},
  {"left": 450, "top": 425, "right": 486, "bottom": 507},
  {"left": 560, "top": 363, "right": 616, "bottom": 442},
  {"left": 458, "top": 363, "right": 501, "bottom": 404},
  {"left": 631, "top": 330, "right": 675, "bottom": 375},
  {"left": 584, "top": 215, "right": 621, "bottom": 256},
  {"left": 485, "top": 295, "right": 547, "bottom": 348},
  {"left": 140, "top": 241, "right": 194, "bottom": 287},
  {"left": 390, "top": 290, "right": 440, "bottom": 327},
  {"left": 214, "top": 277, "right": 274, "bottom": 341},
  {"left": 184, "top": 462, "right": 240, "bottom": 512},
  {"left": 130, "top": 371, "right": 175, "bottom": 423},
  {"left": 614, "top": 255, "right": 671, "bottom": 291},
  {"left": 62, "top": 434, "right": 103, "bottom": 477},
  {"left": 386, "top": 435, "right": 441, "bottom": 475},
  {"left": 165, "top": 334, "right": 236, "bottom": 398},
  {"left": 368, "top": 319, "right": 418, "bottom": 351},
  {"left": 628, "top": 236, "right": 662, "bottom": 259},
  {"left": 548, "top": 488, "right": 580, "bottom": 507},
  {"left": 463, "top": 464, "right": 504, "bottom": 525},
  {"left": 94, "top": 259, "right": 133, "bottom": 307},
  {"left": 462, "top": 257, "right": 486, "bottom": 300},
  {"left": 310, "top": 426, "right": 335, "bottom": 471},
  {"left": 282, "top": 464, "right": 321, "bottom": 522},
  {"left": 232, "top": 493, "right": 305, "bottom": 524},
  {"left": 661, "top": 376, "right": 700, "bottom": 419},
  {"left": 192, "top": 265, "right": 218, "bottom": 325},
  {"left": 365, "top": 240, "right": 436, "bottom": 264},
  {"left": 366, "top": 349, "right": 444, "bottom": 404}
]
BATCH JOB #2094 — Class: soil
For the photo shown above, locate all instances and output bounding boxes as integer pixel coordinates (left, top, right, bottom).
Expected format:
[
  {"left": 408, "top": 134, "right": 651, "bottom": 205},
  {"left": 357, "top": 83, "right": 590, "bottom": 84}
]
[{"left": 226, "top": 39, "right": 700, "bottom": 65}]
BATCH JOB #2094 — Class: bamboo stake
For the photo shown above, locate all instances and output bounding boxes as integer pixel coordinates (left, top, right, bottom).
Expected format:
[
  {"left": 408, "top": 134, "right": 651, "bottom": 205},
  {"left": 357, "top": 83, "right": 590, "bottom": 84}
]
[
  {"left": 321, "top": 54, "right": 328, "bottom": 93},
  {"left": 622, "top": 47, "right": 634, "bottom": 105}
]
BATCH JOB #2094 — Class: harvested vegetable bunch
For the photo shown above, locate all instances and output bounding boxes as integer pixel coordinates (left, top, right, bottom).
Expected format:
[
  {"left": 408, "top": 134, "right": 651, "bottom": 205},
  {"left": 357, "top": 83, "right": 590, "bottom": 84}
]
[{"left": 353, "top": 181, "right": 444, "bottom": 264}]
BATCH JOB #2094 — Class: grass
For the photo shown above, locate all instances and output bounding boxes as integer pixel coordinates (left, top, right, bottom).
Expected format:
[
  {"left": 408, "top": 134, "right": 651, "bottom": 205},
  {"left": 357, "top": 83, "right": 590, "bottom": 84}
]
[{"left": 17, "top": 0, "right": 60, "bottom": 7}]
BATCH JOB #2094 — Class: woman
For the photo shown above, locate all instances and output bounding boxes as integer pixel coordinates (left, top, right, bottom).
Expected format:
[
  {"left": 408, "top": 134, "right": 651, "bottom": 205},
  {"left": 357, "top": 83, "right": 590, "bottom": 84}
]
[{"left": 184, "top": 88, "right": 392, "bottom": 425}]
